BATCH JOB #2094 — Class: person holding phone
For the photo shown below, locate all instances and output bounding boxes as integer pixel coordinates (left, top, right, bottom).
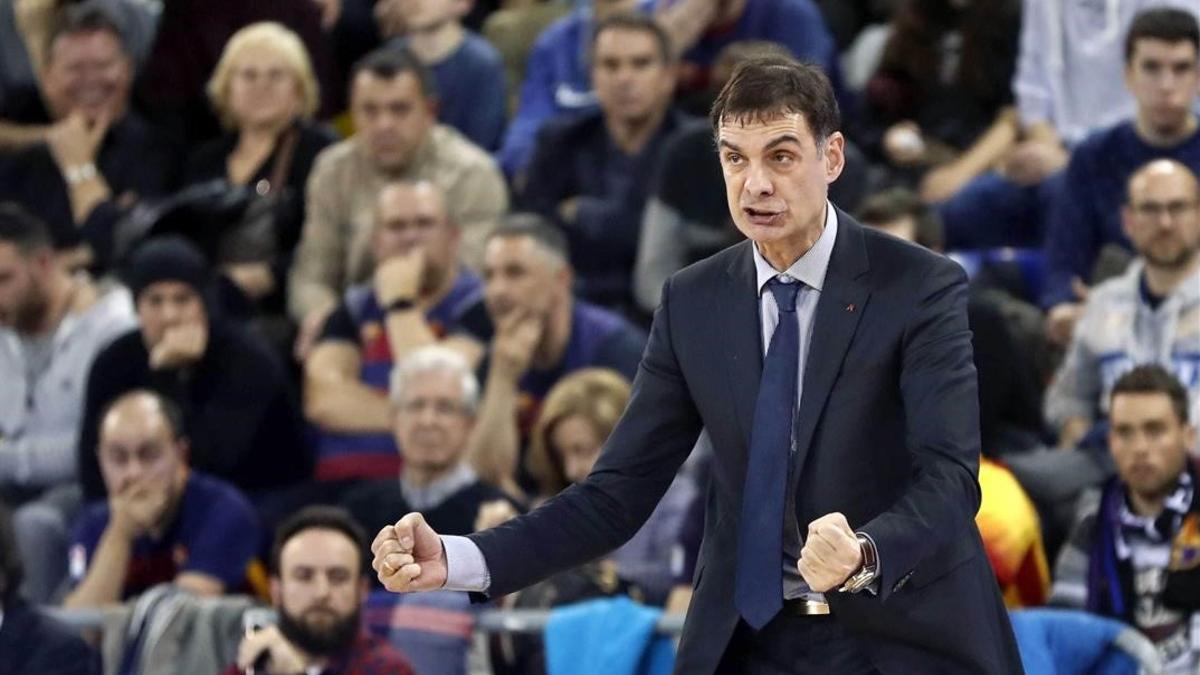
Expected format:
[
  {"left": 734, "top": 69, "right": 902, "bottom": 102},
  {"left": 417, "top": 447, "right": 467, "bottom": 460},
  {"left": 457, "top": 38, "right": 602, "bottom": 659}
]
[{"left": 225, "top": 506, "right": 414, "bottom": 675}]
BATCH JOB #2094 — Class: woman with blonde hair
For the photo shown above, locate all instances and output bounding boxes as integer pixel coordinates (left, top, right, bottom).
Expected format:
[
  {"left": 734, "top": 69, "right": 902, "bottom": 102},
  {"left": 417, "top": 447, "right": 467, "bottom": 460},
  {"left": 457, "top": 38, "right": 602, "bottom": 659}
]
[
  {"left": 527, "top": 368, "right": 699, "bottom": 604},
  {"left": 182, "top": 22, "right": 335, "bottom": 323}
]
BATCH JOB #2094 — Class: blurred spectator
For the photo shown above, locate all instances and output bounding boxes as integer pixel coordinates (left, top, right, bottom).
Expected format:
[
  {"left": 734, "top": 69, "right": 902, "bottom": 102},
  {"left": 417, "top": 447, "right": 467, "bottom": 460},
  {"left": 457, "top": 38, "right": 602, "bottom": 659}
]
[
  {"left": 658, "top": 0, "right": 844, "bottom": 108},
  {"left": 135, "top": 0, "right": 335, "bottom": 147},
  {"left": 1050, "top": 365, "right": 1199, "bottom": 673},
  {"left": 1012, "top": 159, "right": 1200, "bottom": 550},
  {"left": 63, "top": 390, "right": 262, "bottom": 609},
  {"left": 520, "top": 13, "right": 691, "bottom": 311},
  {"left": 859, "top": 0, "right": 1022, "bottom": 222},
  {"left": 0, "top": 0, "right": 155, "bottom": 126},
  {"left": 184, "top": 22, "right": 337, "bottom": 340},
  {"left": 480, "top": 0, "right": 570, "bottom": 116},
  {"left": 222, "top": 506, "right": 415, "bottom": 675},
  {"left": 857, "top": 187, "right": 1045, "bottom": 458},
  {"left": 527, "top": 368, "right": 697, "bottom": 604},
  {"left": 343, "top": 347, "right": 522, "bottom": 550},
  {"left": 0, "top": 204, "right": 134, "bottom": 603},
  {"left": 1043, "top": 7, "right": 1200, "bottom": 344},
  {"left": 468, "top": 215, "right": 645, "bottom": 495},
  {"left": 77, "top": 237, "right": 310, "bottom": 502},
  {"left": 378, "top": 0, "right": 508, "bottom": 151},
  {"left": 305, "top": 181, "right": 488, "bottom": 482},
  {"left": 933, "top": 1, "right": 1200, "bottom": 258},
  {"left": 0, "top": 502, "right": 99, "bottom": 674},
  {"left": 634, "top": 43, "right": 869, "bottom": 314},
  {"left": 0, "top": 3, "right": 180, "bottom": 268},
  {"left": 288, "top": 47, "right": 506, "bottom": 358},
  {"left": 494, "top": 0, "right": 647, "bottom": 179}
]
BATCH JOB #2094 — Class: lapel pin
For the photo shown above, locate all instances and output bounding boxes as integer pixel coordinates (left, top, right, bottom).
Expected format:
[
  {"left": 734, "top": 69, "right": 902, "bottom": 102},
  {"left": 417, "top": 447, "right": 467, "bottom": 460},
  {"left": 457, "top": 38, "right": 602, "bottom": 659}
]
[{"left": 846, "top": 303, "right": 856, "bottom": 313}]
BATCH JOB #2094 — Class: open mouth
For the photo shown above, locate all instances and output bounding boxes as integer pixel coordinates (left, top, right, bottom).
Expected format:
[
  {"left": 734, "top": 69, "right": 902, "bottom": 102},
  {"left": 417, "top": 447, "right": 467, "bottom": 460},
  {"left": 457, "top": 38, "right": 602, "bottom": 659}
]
[{"left": 743, "top": 207, "right": 782, "bottom": 225}]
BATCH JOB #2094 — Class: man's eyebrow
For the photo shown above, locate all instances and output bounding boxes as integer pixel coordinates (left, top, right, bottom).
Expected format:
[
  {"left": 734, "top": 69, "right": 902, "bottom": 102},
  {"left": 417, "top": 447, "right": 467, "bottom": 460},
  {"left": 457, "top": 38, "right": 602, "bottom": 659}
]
[{"left": 717, "top": 134, "right": 805, "bottom": 153}]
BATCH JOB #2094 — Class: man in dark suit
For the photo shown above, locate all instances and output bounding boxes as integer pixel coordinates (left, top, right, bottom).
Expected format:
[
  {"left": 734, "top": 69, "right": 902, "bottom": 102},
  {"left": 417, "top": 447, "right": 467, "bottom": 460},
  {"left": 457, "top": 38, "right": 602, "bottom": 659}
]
[{"left": 370, "top": 57, "right": 1023, "bottom": 674}]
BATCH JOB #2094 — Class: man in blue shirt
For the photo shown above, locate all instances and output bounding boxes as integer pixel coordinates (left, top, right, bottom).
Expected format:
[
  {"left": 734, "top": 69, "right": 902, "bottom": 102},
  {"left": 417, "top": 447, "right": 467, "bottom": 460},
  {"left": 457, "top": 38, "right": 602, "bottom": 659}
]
[
  {"left": 63, "top": 389, "right": 261, "bottom": 608},
  {"left": 469, "top": 214, "right": 646, "bottom": 496},
  {"left": 1043, "top": 7, "right": 1200, "bottom": 347},
  {"left": 520, "top": 13, "right": 692, "bottom": 312}
]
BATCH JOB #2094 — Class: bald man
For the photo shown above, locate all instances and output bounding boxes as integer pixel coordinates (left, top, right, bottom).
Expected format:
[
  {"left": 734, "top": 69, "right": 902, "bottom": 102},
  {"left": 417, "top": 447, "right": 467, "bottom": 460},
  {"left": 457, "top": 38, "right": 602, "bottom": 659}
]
[
  {"left": 1010, "top": 158, "right": 1200, "bottom": 544},
  {"left": 62, "top": 390, "right": 260, "bottom": 609}
]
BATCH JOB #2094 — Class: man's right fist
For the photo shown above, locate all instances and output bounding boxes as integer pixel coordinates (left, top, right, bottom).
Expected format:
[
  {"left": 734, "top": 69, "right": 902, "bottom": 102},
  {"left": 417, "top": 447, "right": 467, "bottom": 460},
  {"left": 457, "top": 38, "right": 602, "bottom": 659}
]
[{"left": 371, "top": 513, "right": 448, "bottom": 592}]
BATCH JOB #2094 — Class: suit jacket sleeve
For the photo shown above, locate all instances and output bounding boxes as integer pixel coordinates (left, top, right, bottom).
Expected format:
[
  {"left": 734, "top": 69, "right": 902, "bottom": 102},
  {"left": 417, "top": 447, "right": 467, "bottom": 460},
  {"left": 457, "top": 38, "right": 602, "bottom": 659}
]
[
  {"left": 467, "top": 275, "right": 703, "bottom": 597},
  {"left": 858, "top": 257, "right": 984, "bottom": 601}
]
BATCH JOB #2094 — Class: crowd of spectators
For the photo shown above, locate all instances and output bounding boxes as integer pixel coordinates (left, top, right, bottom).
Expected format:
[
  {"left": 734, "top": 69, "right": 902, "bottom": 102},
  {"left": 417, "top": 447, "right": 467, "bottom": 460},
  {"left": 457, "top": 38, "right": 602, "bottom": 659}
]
[{"left": 0, "top": 0, "right": 1198, "bottom": 671}]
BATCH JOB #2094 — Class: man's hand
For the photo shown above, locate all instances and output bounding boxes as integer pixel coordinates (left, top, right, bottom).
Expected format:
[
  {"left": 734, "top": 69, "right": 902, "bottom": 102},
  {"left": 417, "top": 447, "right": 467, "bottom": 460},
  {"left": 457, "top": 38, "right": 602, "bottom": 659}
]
[
  {"left": 474, "top": 499, "right": 519, "bottom": 532},
  {"left": 149, "top": 322, "right": 208, "bottom": 370},
  {"left": 798, "top": 512, "right": 863, "bottom": 593},
  {"left": 109, "top": 480, "right": 171, "bottom": 540},
  {"left": 46, "top": 110, "right": 110, "bottom": 173},
  {"left": 294, "top": 303, "right": 334, "bottom": 362},
  {"left": 236, "top": 624, "right": 309, "bottom": 674},
  {"left": 224, "top": 262, "right": 275, "bottom": 301},
  {"left": 374, "top": 249, "right": 425, "bottom": 307},
  {"left": 371, "top": 513, "right": 448, "bottom": 592},
  {"left": 491, "top": 308, "right": 543, "bottom": 380},
  {"left": 1045, "top": 278, "right": 1089, "bottom": 347},
  {"left": 1002, "top": 140, "right": 1068, "bottom": 186},
  {"left": 882, "top": 121, "right": 926, "bottom": 167}
]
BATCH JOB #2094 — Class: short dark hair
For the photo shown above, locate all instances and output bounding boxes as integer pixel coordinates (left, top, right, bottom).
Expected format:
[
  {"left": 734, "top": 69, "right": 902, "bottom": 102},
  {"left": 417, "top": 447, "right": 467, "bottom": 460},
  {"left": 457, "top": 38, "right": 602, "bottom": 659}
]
[
  {"left": 591, "top": 13, "right": 674, "bottom": 65},
  {"left": 47, "top": 1, "right": 130, "bottom": 61},
  {"left": 0, "top": 202, "right": 53, "bottom": 254},
  {"left": 98, "top": 389, "right": 187, "bottom": 444},
  {"left": 350, "top": 46, "right": 436, "bottom": 100},
  {"left": 488, "top": 212, "right": 570, "bottom": 266},
  {"left": 269, "top": 506, "right": 368, "bottom": 576},
  {"left": 0, "top": 503, "right": 23, "bottom": 606},
  {"left": 857, "top": 187, "right": 944, "bottom": 251},
  {"left": 710, "top": 57, "right": 840, "bottom": 143},
  {"left": 1125, "top": 7, "right": 1200, "bottom": 62},
  {"left": 1111, "top": 364, "right": 1191, "bottom": 424}
]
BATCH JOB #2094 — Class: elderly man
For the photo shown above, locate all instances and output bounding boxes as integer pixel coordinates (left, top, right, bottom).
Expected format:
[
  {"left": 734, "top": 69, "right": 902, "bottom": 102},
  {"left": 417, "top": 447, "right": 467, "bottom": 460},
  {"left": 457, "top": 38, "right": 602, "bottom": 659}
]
[
  {"left": 223, "top": 506, "right": 415, "bottom": 675},
  {"left": 343, "top": 346, "right": 521, "bottom": 548},
  {"left": 289, "top": 46, "right": 506, "bottom": 358},
  {"left": 1050, "top": 365, "right": 1200, "bottom": 673},
  {"left": 304, "top": 180, "right": 488, "bottom": 482},
  {"left": 0, "top": 3, "right": 178, "bottom": 268},
  {"left": 63, "top": 390, "right": 261, "bottom": 609},
  {"left": 467, "top": 215, "right": 646, "bottom": 494}
]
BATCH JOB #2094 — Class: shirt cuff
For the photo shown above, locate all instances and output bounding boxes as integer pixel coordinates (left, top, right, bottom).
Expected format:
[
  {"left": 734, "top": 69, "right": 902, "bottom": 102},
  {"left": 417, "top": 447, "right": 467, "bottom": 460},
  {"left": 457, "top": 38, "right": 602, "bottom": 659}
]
[{"left": 441, "top": 535, "right": 491, "bottom": 593}]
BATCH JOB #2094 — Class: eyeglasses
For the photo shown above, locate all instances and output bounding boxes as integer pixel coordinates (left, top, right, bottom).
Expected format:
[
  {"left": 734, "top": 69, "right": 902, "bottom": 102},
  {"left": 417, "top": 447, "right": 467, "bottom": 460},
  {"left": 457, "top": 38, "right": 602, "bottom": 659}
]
[{"left": 1131, "top": 199, "right": 1199, "bottom": 219}]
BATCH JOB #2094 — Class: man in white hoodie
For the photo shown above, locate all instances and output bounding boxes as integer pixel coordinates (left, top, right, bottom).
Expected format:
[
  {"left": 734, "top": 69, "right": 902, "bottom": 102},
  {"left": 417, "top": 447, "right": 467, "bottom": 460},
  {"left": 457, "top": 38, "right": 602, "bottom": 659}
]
[{"left": 1011, "top": 158, "right": 1200, "bottom": 544}]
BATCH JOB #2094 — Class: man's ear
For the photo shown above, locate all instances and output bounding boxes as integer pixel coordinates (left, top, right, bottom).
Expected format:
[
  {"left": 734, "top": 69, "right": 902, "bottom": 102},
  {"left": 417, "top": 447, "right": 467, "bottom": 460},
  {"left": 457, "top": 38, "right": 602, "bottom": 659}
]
[{"left": 823, "top": 132, "right": 846, "bottom": 184}]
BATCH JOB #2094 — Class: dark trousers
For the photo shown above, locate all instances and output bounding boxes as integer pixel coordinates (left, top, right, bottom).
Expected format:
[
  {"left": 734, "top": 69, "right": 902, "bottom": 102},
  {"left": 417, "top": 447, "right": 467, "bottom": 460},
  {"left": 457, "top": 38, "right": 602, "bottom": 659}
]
[{"left": 715, "top": 613, "right": 882, "bottom": 674}]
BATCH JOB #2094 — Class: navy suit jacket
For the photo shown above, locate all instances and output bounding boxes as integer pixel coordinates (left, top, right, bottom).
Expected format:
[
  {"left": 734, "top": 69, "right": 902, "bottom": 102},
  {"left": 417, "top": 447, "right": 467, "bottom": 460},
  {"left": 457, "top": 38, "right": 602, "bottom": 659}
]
[
  {"left": 469, "top": 211, "right": 1023, "bottom": 674},
  {"left": 0, "top": 600, "right": 100, "bottom": 675}
]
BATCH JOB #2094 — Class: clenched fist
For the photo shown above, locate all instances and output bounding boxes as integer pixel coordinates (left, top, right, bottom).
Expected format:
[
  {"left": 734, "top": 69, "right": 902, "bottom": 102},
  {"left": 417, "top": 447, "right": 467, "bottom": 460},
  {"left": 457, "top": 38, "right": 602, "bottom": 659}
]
[
  {"left": 797, "top": 512, "right": 863, "bottom": 593},
  {"left": 371, "top": 512, "right": 448, "bottom": 592}
]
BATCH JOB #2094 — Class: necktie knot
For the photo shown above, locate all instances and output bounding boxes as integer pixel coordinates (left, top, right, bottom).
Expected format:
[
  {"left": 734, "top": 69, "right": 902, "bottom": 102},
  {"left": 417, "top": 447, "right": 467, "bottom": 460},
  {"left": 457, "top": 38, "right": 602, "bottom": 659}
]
[{"left": 767, "top": 276, "right": 802, "bottom": 313}]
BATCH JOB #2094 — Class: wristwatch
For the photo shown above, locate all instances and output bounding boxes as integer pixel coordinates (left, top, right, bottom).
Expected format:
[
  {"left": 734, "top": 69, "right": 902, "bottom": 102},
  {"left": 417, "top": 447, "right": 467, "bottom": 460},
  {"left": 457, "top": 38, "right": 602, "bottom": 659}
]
[
  {"left": 839, "top": 533, "right": 879, "bottom": 593},
  {"left": 385, "top": 297, "right": 417, "bottom": 313}
]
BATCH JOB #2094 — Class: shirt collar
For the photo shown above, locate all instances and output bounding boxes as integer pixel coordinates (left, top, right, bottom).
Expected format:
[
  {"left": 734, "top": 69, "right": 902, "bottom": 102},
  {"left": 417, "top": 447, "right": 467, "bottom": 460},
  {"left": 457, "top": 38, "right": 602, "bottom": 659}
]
[
  {"left": 751, "top": 201, "right": 838, "bottom": 294},
  {"left": 400, "top": 462, "right": 477, "bottom": 511}
]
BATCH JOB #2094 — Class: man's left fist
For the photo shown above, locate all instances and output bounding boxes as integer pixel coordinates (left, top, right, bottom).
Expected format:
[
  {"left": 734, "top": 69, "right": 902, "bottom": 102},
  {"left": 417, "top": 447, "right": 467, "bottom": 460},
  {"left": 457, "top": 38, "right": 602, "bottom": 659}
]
[{"left": 797, "top": 512, "right": 863, "bottom": 592}]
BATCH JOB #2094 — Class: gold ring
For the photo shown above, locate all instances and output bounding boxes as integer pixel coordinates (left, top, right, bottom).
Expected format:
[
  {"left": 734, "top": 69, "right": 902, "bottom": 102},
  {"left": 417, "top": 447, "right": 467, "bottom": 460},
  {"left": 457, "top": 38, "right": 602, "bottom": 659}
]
[{"left": 381, "top": 560, "right": 395, "bottom": 575}]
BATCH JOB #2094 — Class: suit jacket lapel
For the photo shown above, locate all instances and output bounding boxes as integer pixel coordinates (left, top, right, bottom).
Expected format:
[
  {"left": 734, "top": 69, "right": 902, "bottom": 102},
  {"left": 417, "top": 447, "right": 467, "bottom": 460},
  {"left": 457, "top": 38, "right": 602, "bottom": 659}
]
[
  {"left": 721, "top": 241, "right": 763, "bottom": 450},
  {"left": 791, "top": 212, "right": 871, "bottom": 478}
]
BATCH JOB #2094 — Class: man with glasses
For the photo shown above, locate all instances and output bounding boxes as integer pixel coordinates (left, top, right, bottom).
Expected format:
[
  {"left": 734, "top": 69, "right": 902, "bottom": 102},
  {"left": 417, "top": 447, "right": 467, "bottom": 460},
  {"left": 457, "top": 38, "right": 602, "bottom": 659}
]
[
  {"left": 1011, "top": 158, "right": 1200, "bottom": 546},
  {"left": 1042, "top": 7, "right": 1200, "bottom": 348},
  {"left": 341, "top": 346, "right": 521, "bottom": 558}
]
